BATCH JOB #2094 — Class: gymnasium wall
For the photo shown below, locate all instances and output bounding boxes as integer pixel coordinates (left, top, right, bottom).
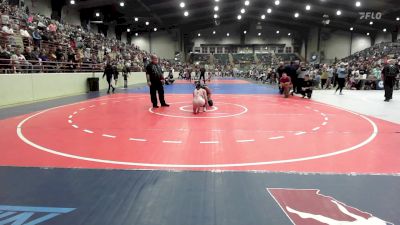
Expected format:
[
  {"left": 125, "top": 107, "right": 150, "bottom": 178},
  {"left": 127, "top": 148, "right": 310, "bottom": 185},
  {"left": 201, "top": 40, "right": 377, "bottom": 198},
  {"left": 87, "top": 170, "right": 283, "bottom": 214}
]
[
  {"left": 131, "top": 30, "right": 180, "bottom": 60},
  {"left": 191, "top": 23, "right": 294, "bottom": 50},
  {"left": 0, "top": 72, "right": 178, "bottom": 108},
  {"left": 306, "top": 27, "right": 372, "bottom": 62},
  {"left": 131, "top": 35, "right": 151, "bottom": 53},
  {"left": 24, "top": 0, "right": 52, "bottom": 17},
  {"left": 61, "top": 5, "right": 81, "bottom": 26}
]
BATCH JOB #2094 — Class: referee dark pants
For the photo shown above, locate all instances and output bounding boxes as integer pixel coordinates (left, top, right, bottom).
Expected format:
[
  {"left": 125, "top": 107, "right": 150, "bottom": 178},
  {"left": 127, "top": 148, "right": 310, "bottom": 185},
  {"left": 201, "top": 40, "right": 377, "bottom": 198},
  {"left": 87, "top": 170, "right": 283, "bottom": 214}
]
[
  {"left": 384, "top": 79, "right": 394, "bottom": 100},
  {"left": 199, "top": 74, "right": 206, "bottom": 83},
  {"left": 150, "top": 82, "right": 166, "bottom": 107}
]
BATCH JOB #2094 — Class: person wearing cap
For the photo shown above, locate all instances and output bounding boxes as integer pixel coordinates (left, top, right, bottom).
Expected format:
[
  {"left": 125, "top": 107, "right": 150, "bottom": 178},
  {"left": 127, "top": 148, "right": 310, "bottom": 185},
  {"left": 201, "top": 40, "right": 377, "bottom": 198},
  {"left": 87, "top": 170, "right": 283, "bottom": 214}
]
[
  {"left": 146, "top": 54, "right": 169, "bottom": 108},
  {"left": 382, "top": 59, "right": 399, "bottom": 102}
]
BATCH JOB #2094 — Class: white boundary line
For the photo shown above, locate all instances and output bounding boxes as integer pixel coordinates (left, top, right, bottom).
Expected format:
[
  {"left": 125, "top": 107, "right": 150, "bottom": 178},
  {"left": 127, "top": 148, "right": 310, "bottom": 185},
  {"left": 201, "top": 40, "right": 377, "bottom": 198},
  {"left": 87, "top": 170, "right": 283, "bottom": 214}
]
[
  {"left": 102, "top": 134, "right": 116, "bottom": 138},
  {"left": 200, "top": 141, "right": 219, "bottom": 144},
  {"left": 129, "top": 138, "right": 147, "bottom": 142},
  {"left": 162, "top": 140, "right": 182, "bottom": 144},
  {"left": 16, "top": 95, "right": 378, "bottom": 168},
  {"left": 269, "top": 136, "right": 285, "bottom": 140},
  {"left": 236, "top": 139, "right": 255, "bottom": 143}
]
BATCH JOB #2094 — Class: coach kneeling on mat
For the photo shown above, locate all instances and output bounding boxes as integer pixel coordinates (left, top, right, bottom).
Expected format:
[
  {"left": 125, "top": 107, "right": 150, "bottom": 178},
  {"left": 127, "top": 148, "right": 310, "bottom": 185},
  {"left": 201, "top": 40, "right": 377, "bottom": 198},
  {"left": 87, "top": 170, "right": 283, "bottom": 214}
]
[{"left": 146, "top": 54, "right": 170, "bottom": 108}]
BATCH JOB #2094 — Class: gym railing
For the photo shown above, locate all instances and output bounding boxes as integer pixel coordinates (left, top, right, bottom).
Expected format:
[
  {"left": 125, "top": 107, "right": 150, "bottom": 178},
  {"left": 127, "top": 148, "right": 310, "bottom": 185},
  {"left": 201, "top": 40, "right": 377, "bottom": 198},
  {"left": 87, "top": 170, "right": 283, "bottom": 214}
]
[
  {"left": 0, "top": 59, "right": 147, "bottom": 74},
  {"left": 0, "top": 59, "right": 104, "bottom": 74}
]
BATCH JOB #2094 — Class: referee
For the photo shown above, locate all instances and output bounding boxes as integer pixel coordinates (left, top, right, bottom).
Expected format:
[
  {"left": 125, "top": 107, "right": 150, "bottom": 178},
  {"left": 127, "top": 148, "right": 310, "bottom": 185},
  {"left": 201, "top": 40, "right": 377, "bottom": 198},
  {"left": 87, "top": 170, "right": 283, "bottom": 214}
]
[{"left": 146, "top": 54, "right": 169, "bottom": 108}]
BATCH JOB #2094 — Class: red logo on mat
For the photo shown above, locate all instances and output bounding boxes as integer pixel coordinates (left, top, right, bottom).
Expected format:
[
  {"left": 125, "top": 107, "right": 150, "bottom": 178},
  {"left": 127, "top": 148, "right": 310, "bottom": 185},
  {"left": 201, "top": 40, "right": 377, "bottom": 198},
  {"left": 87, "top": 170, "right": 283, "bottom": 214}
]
[{"left": 267, "top": 188, "right": 393, "bottom": 225}]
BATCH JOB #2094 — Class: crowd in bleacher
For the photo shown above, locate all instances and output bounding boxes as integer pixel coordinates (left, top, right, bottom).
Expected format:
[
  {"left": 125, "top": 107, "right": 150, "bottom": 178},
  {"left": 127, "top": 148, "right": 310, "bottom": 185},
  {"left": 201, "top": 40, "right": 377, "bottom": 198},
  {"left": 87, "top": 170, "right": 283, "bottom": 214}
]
[
  {"left": 0, "top": 0, "right": 175, "bottom": 74},
  {"left": 232, "top": 53, "right": 255, "bottom": 64}
]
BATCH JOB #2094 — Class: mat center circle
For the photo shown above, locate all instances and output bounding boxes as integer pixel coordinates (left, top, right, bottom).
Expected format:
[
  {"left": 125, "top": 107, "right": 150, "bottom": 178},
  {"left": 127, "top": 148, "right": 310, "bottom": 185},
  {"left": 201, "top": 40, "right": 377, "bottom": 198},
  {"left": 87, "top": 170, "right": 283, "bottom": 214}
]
[{"left": 179, "top": 105, "right": 218, "bottom": 112}]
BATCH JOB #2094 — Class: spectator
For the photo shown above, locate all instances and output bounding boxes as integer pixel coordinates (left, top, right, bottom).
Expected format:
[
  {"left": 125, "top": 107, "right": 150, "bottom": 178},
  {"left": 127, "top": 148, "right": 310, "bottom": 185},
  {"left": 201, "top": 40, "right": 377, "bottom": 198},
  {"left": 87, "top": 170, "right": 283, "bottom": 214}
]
[
  {"left": 55, "top": 46, "right": 64, "bottom": 61},
  {"left": 335, "top": 63, "right": 347, "bottom": 95},
  {"left": 382, "top": 59, "right": 399, "bottom": 102},
  {"left": 32, "top": 28, "right": 42, "bottom": 47}
]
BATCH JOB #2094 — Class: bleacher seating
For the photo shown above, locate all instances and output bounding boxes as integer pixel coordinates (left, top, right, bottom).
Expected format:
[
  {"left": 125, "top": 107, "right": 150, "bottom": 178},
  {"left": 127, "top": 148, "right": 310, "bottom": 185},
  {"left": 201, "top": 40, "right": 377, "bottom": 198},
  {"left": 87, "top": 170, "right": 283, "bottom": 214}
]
[
  {"left": 190, "top": 53, "right": 210, "bottom": 64},
  {"left": 232, "top": 53, "right": 255, "bottom": 64},
  {"left": 213, "top": 54, "right": 229, "bottom": 65},
  {"left": 256, "top": 53, "right": 272, "bottom": 64},
  {"left": 275, "top": 53, "right": 300, "bottom": 62}
]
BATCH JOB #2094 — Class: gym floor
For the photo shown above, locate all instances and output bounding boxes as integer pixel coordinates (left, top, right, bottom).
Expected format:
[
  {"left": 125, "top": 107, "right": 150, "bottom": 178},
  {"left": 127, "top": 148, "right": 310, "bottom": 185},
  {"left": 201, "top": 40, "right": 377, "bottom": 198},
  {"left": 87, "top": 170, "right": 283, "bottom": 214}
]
[{"left": 0, "top": 78, "right": 399, "bottom": 225}]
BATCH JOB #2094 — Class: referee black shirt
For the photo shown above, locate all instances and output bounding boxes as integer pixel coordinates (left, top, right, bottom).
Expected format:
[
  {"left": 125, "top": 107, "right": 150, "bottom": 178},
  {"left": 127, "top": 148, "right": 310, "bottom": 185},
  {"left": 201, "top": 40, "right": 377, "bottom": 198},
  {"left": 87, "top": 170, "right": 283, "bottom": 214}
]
[{"left": 146, "top": 62, "right": 164, "bottom": 85}]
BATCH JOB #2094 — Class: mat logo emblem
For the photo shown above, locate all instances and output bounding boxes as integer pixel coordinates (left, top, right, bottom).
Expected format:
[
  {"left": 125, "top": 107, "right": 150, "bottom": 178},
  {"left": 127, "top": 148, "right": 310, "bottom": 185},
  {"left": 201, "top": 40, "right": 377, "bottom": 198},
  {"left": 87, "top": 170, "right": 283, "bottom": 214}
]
[
  {"left": 267, "top": 188, "right": 394, "bottom": 225},
  {"left": 0, "top": 205, "right": 75, "bottom": 225}
]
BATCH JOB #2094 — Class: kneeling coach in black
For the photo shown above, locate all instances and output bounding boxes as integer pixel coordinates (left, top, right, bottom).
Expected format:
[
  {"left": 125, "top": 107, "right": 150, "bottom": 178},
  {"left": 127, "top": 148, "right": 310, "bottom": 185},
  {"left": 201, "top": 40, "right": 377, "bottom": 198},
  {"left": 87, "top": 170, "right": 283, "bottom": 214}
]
[{"left": 300, "top": 75, "right": 314, "bottom": 99}]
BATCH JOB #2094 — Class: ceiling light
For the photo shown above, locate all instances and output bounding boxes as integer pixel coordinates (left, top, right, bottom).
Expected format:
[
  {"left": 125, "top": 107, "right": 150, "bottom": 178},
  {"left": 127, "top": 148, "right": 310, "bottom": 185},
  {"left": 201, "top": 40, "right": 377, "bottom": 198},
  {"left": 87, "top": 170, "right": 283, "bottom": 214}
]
[
  {"left": 261, "top": 14, "right": 266, "bottom": 19},
  {"left": 258, "top": 32, "right": 261, "bottom": 36},
  {"left": 396, "top": 17, "right": 399, "bottom": 21},
  {"left": 294, "top": 12, "right": 299, "bottom": 18},
  {"left": 227, "top": 33, "right": 230, "bottom": 36},
  {"left": 350, "top": 27, "right": 354, "bottom": 31},
  {"left": 369, "top": 21, "right": 373, "bottom": 25},
  {"left": 127, "top": 28, "right": 130, "bottom": 32},
  {"left": 267, "top": 8, "right": 272, "bottom": 14},
  {"left": 179, "top": 2, "right": 185, "bottom": 8},
  {"left": 288, "top": 33, "right": 291, "bottom": 36},
  {"left": 198, "top": 33, "right": 201, "bottom": 37},
  {"left": 154, "top": 27, "right": 157, "bottom": 32},
  {"left": 134, "top": 17, "right": 138, "bottom": 21},
  {"left": 355, "top": 1, "right": 361, "bottom": 7},
  {"left": 213, "top": 30, "right": 216, "bottom": 34},
  {"left": 184, "top": 11, "right": 189, "bottom": 16},
  {"left": 276, "top": 30, "right": 280, "bottom": 34},
  {"left": 366, "top": 32, "right": 370, "bottom": 36},
  {"left": 70, "top": 0, "right": 75, "bottom": 5},
  {"left": 274, "top": 0, "right": 280, "bottom": 6},
  {"left": 95, "top": 12, "right": 100, "bottom": 17},
  {"left": 336, "top": 10, "right": 342, "bottom": 16},
  {"left": 135, "top": 33, "right": 138, "bottom": 36},
  {"left": 214, "top": 14, "right": 218, "bottom": 19},
  {"left": 119, "top": 1, "right": 125, "bottom": 7},
  {"left": 214, "top": 6, "right": 219, "bottom": 11},
  {"left": 241, "top": 8, "right": 245, "bottom": 14},
  {"left": 243, "top": 30, "right": 247, "bottom": 34},
  {"left": 305, "top": 4, "right": 311, "bottom": 10},
  {"left": 245, "top": 0, "right": 250, "bottom": 6},
  {"left": 145, "top": 21, "right": 149, "bottom": 26},
  {"left": 215, "top": 0, "right": 219, "bottom": 2},
  {"left": 237, "top": 15, "right": 242, "bottom": 20},
  {"left": 383, "top": 28, "right": 387, "bottom": 32}
]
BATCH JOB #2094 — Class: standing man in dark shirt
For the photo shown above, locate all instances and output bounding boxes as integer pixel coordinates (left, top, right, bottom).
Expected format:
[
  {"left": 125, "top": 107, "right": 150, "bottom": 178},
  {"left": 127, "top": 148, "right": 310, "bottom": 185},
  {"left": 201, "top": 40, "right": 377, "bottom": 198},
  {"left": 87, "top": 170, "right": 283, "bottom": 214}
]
[
  {"left": 199, "top": 66, "right": 206, "bottom": 84},
  {"left": 103, "top": 63, "right": 115, "bottom": 94},
  {"left": 300, "top": 75, "right": 313, "bottom": 99},
  {"left": 146, "top": 54, "right": 169, "bottom": 108},
  {"left": 382, "top": 59, "right": 399, "bottom": 102},
  {"left": 285, "top": 61, "right": 298, "bottom": 94}
]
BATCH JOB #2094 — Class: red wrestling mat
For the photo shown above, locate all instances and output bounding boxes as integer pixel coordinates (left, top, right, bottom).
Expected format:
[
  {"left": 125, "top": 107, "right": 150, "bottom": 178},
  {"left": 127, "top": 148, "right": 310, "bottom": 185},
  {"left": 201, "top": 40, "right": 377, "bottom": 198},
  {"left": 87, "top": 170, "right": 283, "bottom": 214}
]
[
  {"left": 1, "top": 93, "right": 399, "bottom": 174},
  {"left": 174, "top": 79, "right": 251, "bottom": 84}
]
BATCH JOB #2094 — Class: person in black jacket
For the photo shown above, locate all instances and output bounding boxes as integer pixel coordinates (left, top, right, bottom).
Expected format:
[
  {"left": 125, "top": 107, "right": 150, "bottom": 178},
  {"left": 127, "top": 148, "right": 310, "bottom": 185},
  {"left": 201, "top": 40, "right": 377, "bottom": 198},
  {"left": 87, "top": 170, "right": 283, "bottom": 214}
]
[
  {"left": 382, "top": 59, "right": 399, "bottom": 102},
  {"left": 300, "top": 75, "right": 314, "bottom": 99},
  {"left": 103, "top": 63, "right": 115, "bottom": 94},
  {"left": 146, "top": 54, "right": 169, "bottom": 108}
]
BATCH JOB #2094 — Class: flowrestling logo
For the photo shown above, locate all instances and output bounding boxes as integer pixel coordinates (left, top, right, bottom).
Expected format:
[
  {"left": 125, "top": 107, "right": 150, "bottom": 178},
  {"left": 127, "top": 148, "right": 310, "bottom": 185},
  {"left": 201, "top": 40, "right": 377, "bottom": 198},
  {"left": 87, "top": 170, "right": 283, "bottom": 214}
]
[
  {"left": 267, "top": 188, "right": 394, "bottom": 225},
  {"left": 0, "top": 205, "right": 75, "bottom": 225},
  {"left": 359, "top": 12, "right": 382, "bottom": 20}
]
